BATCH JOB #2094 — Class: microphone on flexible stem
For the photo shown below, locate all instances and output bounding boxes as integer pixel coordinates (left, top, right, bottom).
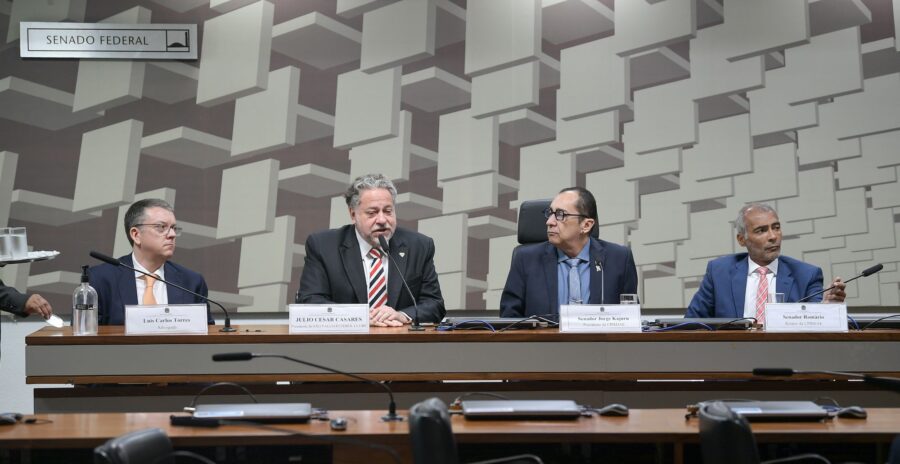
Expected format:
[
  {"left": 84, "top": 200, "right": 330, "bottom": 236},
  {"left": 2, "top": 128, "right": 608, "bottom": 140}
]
[
  {"left": 799, "top": 263, "right": 883, "bottom": 302},
  {"left": 212, "top": 352, "right": 403, "bottom": 422},
  {"left": 752, "top": 367, "right": 900, "bottom": 393},
  {"left": 377, "top": 236, "right": 424, "bottom": 332},
  {"left": 89, "top": 251, "right": 236, "bottom": 333}
]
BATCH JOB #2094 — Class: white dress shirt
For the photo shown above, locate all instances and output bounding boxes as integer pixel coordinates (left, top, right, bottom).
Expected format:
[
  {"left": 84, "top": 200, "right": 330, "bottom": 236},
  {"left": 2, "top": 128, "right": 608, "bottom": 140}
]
[
  {"left": 133, "top": 253, "right": 168, "bottom": 305},
  {"left": 743, "top": 258, "right": 778, "bottom": 318}
]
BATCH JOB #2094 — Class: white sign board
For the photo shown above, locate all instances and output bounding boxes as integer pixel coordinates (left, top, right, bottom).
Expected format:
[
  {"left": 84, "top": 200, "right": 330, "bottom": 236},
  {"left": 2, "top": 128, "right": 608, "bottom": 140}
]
[
  {"left": 289, "top": 304, "right": 370, "bottom": 334},
  {"left": 559, "top": 304, "right": 643, "bottom": 333},
  {"left": 20, "top": 22, "right": 198, "bottom": 59},
  {"left": 125, "top": 304, "right": 208, "bottom": 335},
  {"left": 764, "top": 303, "right": 848, "bottom": 332}
]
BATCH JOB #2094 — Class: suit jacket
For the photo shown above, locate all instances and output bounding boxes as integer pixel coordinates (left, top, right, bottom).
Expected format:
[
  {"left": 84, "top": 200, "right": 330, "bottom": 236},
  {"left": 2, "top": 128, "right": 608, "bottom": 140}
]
[
  {"left": 297, "top": 225, "right": 445, "bottom": 323},
  {"left": 88, "top": 255, "right": 213, "bottom": 325},
  {"left": 499, "top": 238, "right": 638, "bottom": 318},
  {"left": 0, "top": 280, "right": 29, "bottom": 317},
  {"left": 685, "top": 253, "right": 824, "bottom": 319}
]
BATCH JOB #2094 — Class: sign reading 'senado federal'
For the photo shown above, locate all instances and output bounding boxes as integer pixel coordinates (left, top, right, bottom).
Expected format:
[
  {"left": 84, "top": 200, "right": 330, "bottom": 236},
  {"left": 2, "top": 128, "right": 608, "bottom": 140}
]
[{"left": 20, "top": 22, "right": 197, "bottom": 60}]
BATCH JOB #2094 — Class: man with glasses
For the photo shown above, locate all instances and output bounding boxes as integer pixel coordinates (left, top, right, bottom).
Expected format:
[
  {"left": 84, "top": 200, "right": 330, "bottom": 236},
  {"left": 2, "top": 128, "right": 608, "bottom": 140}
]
[
  {"left": 297, "top": 174, "right": 444, "bottom": 326},
  {"left": 500, "top": 187, "right": 638, "bottom": 318},
  {"left": 89, "top": 199, "right": 213, "bottom": 325}
]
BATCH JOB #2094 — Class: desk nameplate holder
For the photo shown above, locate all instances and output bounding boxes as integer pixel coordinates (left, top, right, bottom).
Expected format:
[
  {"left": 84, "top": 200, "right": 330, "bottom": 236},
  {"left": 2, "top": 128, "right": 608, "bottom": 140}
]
[
  {"left": 125, "top": 304, "right": 207, "bottom": 335},
  {"left": 560, "top": 304, "right": 642, "bottom": 333},
  {"left": 289, "top": 304, "right": 369, "bottom": 334},
  {"left": 764, "top": 303, "right": 848, "bottom": 333}
]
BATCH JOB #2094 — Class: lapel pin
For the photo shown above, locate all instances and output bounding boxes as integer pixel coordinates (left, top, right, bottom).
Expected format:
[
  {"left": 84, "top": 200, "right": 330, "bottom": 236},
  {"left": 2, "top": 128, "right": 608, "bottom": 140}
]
[{"left": 399, "top": 252, "right": 406, "bottom": 258}]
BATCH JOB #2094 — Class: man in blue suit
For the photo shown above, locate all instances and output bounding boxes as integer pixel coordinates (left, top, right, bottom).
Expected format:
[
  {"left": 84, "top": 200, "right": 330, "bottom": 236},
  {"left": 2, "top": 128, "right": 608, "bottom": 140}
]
[
  {"left": 500, "top": 187, "right": 638, "bottom": 318},
  {"left": 686, "top": 203, "right": 846, "bottom": 321},
  {"left": 89, "top": 199, "right": 213, "bottom": 325}
]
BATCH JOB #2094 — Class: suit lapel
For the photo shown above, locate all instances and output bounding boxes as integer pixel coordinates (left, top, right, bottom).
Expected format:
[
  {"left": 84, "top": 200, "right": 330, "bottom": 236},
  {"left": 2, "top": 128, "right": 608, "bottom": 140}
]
[
  {"left": 387, "top": 235, "right": 407, "bottom": 308},
  {"left": 731, "top": 256, "right": 749, "bottom": 317},
  {"left": 340, "top": 229, "right": 368, "bottom": 304},
  {"left": 775, "top": 258, "right": 794, "bottom": 299},
  {"left": 588, "top": 239, "right": 605, "bottom": 304},
  {"left": 118, "top": 255, "right": 138, "bottom": 306},
  {"left": 164, "top": 262, "right": 184, "bottom": 303},
  {"left": 542, "top": 243, "right": 559, "bottom": 314}
]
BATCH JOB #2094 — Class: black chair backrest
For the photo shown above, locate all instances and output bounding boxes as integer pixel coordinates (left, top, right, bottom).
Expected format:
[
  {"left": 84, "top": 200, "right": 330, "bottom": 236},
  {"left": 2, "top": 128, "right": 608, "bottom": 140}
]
[
  {"left": 517, "top": 199, "right": 599, "bottom": 245},
  {"left": 94, "top": 428, "right": 173, "bottom": 464},
  {"left": 698, "top": 401, "right": 760, "bottom": 464},
  {"left": 409, "top": 397, "right": 459, "bottom": 464}
]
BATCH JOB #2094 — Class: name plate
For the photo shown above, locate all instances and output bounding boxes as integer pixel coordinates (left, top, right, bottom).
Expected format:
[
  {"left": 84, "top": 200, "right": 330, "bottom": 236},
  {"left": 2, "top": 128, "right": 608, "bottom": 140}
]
[
  {"left": 559, "top": 304, "right": 642, "bottom": 333},
  {"left": 289, "top": 304, "right": 369, "bottom": 334},
  {"left": 764, "top": 303, "right": 848, "bottom": 332},
  {"left": 125, "top": 304, "right": 208, "bottom": 335},
  {"left": 20, "top": 22, "right": 198, "bottom": 59}
]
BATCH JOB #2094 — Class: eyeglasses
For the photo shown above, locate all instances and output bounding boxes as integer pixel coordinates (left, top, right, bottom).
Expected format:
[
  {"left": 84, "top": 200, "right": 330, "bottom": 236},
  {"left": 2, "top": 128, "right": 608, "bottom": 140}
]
[
  {"left": 543, "top": 208, "right": 589, "bottom": 222},
  {"left": 134, "top": 223, "right": 183, "bottom": 236}
]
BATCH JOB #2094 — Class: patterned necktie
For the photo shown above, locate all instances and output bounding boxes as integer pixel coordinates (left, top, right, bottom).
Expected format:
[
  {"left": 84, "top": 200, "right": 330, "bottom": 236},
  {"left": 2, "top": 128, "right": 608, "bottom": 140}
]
[
  {"left": 367, "top": 248, "right": 387, "bottom": 309},
  {"left": 566, "top": 258, "right": 582, "bottom": 304},
  {"left": 142, "top": 274, "right": 157, "bottom": 305},
  {"left": 755, "top": 267, "right": 769, "bottom": 324}
]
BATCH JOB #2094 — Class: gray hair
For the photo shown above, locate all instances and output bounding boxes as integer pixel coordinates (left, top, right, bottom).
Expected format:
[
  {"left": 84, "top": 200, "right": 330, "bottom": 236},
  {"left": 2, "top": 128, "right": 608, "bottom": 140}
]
[
  {"left": 734, "top": 202, "right": 777, "bottom": 237},
  {"left": 124, "top": 198, "right": 174, "bottom": 246},
  {"left": 344, "top": 174, "right": 397, "bottom": 209}
]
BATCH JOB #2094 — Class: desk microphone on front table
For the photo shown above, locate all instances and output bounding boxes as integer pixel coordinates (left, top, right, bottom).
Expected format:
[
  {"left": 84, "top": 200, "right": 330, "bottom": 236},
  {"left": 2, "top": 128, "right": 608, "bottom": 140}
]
[
  {"left": 212, "top": 352, "right": 403, "bottom": 422},
  {"left": 798, "top": 263, "right": 883, "bottom": 302},
  {"left": 377, "top": 236, "right": 424, "bottom": 331}
]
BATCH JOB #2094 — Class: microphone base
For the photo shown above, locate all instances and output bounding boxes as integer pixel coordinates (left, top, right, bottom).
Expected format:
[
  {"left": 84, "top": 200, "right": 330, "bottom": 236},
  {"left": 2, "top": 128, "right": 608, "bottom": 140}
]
[
  {"left": 381, "top": 413, "right": 405, "bottom": 422},
  {"left": 219, "top": 326, "right": 237, "bottom": 333},
  {"left": 408, "top": 324, "right": 426, "bottom": 332}
]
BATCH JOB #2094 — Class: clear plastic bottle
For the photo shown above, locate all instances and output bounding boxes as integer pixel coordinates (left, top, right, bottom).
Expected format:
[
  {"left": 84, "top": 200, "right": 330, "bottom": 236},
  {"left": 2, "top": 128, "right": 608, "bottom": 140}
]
[{"left": 72, "top": 265, "right": 98, "bottom": 335}]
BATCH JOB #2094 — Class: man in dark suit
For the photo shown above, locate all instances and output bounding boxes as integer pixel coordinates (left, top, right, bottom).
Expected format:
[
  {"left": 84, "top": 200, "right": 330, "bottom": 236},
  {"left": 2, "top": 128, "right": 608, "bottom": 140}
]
[
  {"left": 89, "top": 199, "right": 212, "bottom": 325},
  {"left": 500, "top": 187, "right": 638, "bottom": 318},
  {"left": 685, "top": 203, "right": 846, "bottom": 320},
  {"left": 297, "top": 174, "right": 444, "bottom": 326},
  {"left": 0, "top": 280, "right": 53, "bottom": 318}
]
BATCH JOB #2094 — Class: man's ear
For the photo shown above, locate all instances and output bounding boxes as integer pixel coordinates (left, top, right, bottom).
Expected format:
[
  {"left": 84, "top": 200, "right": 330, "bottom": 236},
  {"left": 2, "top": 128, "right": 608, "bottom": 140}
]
[
  {"left": 736, "top": 233, "right": 746, "bottom": 247},
  {"left": 348, "top": 207, "right": 356, "bottom": 224},
  {"left": 582, "top": 218, "right": 595, "bottom": 234},
  {"left": 130, "top": 227, "right": 141, "bottom": 246}
]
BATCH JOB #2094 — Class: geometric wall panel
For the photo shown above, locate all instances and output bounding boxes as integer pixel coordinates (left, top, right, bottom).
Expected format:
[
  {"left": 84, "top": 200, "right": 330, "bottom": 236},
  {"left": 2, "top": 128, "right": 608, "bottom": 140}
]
[
  {"left": 558, "top": 36, "right": 629, "bottom": 120},
  {"left": 197, "top": 1, "right": 273, "bottom": 106},
  {"left": 72, "top": 119, "right": 143, "bottom": 212},
  {"left": 217, "top": 159, "right": 279, "bottom": 239},
  {"left": 470, "top": 61, "right": 539, "bottom": 118},
  {"left": 360, "top": 0, "right": 435, "bottom": 73},
  {"left": 272, "top": 12, "right": 361, "bottom": 70},
  {"left": 629, "top": 79, "right": 697, "bottom": 154},
  {"left": 541, "top": 0, "right": 614, "bottom": 46},
  {"left": 720, "top": 0, "right": 808, "bottom": 61},
  {"left": 231, "top": 66, "right": 300, "bottom": 158},
  {"left": 6, "top": 0, "right": 86, "bottom": 43},
  {"left": 333, "top": 67, "right": 401, "bottom": 149},
  {"left": 464, "top": 0, "right": 540, "bottom": 76},
  {"left": 614, "top": 0, "right": 695, "bottom": 56}
]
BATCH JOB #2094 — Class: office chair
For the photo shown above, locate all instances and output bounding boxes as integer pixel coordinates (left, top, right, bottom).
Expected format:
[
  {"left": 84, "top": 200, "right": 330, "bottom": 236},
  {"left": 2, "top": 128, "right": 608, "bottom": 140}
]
[
  {"left": 94, "top": 428, "right": 174, "bottom": 464},
  {"left": 409, "top": 397, "right": 543, "bottom": 464},
  {"left": 516, "top": 199, "right": 599, "bottom": 245},
  {"left": 699, "top": 401, "right": 830, "bottom": 464}
]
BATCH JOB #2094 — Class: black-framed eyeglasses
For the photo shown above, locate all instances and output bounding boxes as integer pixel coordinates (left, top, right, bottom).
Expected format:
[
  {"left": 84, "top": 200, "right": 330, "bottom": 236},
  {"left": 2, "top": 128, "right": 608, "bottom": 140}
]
[
  {"left": 134, "top": 223, "right": 183, "bottom": 236},
  {"left": 542, "top": 208, "right": 588, "bottom": 222}
]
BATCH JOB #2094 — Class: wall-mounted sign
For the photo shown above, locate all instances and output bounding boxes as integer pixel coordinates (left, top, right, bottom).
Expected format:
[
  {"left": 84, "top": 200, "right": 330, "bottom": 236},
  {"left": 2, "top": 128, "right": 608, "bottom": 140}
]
[{"left": 20, "top": 22, "right": 198, "bottom": 60}]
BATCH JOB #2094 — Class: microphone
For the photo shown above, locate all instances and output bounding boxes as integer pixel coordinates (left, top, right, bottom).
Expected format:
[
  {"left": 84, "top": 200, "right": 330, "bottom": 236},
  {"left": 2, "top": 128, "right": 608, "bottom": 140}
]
[
  {"left": 377, "top": 236, "right": 423, "bottom": 332},
  {"left": 594, "top": 259, "right": 604, "bottom": 304},
  {"left": 753, "top": 367, "right": 900, "bottom": 393},
  {"left": 799, "top": 263, "right": 883, "bottom": 302},
  {"left": 213, "top": 352, "right": 403, "bottom": 422},
  {"left": 89, "top": 251, "right": 236, "bottom": 332}
]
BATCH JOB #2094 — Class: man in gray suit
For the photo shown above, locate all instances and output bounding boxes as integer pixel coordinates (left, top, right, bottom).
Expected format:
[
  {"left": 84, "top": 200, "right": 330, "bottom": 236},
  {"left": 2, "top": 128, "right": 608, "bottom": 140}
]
[
  {"left": 0, "top": 279, "right": 52, "bottom": 319},
  {"left": 297, "top": 174, "right": 445, "bottom": 326}
]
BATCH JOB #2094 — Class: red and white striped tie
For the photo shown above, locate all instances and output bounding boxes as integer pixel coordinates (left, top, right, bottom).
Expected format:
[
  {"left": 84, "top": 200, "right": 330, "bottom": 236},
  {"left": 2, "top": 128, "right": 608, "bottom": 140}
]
[
  {"left": 367, "top": 248, "right": 388, "bottom": 309},
  {"left": 755, "top": 267, "right": 769, "bottom": 325}
]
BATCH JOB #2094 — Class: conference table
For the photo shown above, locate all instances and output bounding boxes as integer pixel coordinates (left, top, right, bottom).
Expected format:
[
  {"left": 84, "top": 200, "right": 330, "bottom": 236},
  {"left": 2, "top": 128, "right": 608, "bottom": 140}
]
[
  {"left": 25, "top": 325, "right": 900, "bottom": 413},
  {"left": 1, "top": 408, "right": 898, "bottom": 464}
]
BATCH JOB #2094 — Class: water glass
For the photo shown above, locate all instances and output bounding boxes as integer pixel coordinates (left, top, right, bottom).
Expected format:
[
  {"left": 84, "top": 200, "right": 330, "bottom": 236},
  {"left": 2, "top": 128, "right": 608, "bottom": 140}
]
[
  {"left": 0, "top": 228, "right": 10, "bottom": 260},
  {"left": 767, "top": 293, "right": 785, "bottom": 304},
  {"left": 8, "top": 227, "right": 28, "bottom": 259},
  {"left": 620, "top": 293, "right": 639, "bottom": 305}
]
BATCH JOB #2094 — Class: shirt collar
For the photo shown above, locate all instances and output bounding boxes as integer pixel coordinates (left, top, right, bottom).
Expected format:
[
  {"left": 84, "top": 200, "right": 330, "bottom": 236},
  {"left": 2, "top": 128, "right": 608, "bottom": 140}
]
[
  {"left": 557, "top": 241, "right": 591, "bottom": 264},
  {"left": 748, "top": 257, "right": 778, "bottom": 277},
  {"left": 131, "top": 253, "right": 165, "bottom": 280},
  {"left": 355, "top": 228, "right": 385, "bottom": 259}
]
